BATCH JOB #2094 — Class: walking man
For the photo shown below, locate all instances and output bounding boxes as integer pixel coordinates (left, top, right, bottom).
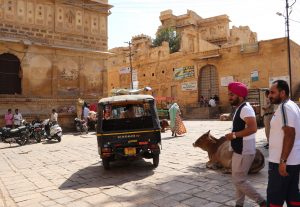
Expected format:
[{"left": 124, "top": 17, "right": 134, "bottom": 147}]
[
  {"left": 262, "top": 90, "right": 274, "bottom": 149},
  {"left": 225, "top": 82, "right": 266, "bottom": 207},
  {"left": 267, "top": 80, "right": 300, "bottom": 206}
]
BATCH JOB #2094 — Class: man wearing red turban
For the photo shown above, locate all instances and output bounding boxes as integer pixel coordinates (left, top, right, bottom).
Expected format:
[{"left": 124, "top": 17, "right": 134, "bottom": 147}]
[{"left": 225, "top": 82, "right": 266, "bottom": 207}]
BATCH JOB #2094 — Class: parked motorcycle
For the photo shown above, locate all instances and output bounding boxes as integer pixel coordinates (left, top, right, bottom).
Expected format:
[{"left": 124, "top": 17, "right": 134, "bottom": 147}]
[
  {"left": 74, "top": 118, "right": 88, "bottom": 134},
  {"left": 25, "top": 120, "right": 44, "bottom": 143},
  {"left": 42, "top": 119, "right": 62, "bottom": 142},
  {"left": 0, "top": 125, "right": 29, "bottom": 146}
]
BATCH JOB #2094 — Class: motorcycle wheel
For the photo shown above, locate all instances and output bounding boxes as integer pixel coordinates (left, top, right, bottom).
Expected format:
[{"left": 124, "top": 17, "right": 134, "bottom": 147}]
[
  {"left": 57, "top": 136, "right": 61, "bottom": 142},
  {"left": 35, "top": 133, "right": 41, "bottom": 143},
  {"left": 16, "top": 135, "right": 27, "bottom": 146}
]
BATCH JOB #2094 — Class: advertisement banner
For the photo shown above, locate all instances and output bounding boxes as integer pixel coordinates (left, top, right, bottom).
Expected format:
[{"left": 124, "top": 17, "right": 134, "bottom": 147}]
[
  {"left": 220, "top": 76, "right": 234, "bottom": 86},
  {"left": 174, "top": 66, "right": 195, "bottom": 80},
  {"left": 181, "top": 81, "right": 198, "bottom": 91},
  {"left": 119, "top": 67, "right": 131, "bottom": 74}
]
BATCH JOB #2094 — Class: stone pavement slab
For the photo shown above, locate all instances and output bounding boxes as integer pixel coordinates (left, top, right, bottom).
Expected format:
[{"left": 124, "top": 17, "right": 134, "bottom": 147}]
[{"left": 0, "top": 120, "right": 271, "bottom": 206}]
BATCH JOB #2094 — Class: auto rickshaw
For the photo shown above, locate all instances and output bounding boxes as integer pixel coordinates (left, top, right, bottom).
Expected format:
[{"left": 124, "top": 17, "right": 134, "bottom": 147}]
[{"left": 97, "top": 94, "right": 161, "bottom": 169}]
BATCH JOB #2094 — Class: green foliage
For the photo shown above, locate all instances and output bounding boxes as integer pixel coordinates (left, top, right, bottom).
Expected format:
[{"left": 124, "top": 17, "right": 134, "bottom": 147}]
[{"left": 152, "top": 27, "right": 180, "bottom": 53}]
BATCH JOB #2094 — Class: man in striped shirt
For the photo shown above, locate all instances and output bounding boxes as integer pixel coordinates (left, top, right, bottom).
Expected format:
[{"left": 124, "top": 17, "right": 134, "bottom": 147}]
[{"left": 267, "top": 80, "right": 300, "bottom": 206}]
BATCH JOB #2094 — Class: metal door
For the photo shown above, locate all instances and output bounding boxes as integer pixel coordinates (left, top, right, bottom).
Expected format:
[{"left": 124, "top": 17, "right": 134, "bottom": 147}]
[{"left": 198, "top": 65, "right": 218, "bottom": 101}]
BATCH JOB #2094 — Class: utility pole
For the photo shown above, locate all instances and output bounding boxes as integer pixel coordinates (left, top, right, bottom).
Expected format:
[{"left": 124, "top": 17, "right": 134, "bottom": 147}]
[
  {"left": 125, "top": 41, "right": 133, "bottom": 89},
  {"left": 285, "top": 0, "right": 292, "bottom": 98}
]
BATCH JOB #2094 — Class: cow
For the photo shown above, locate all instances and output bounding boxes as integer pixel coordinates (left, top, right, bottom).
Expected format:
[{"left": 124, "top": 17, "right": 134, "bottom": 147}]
[{"left": 193, "top": 130, "right": 265, "bottom": 174}]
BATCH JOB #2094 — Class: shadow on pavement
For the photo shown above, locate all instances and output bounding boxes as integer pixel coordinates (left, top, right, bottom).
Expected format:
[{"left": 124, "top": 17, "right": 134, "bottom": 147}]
[{"left": 59, "top": 159, "right": 155, "bottom": 190}]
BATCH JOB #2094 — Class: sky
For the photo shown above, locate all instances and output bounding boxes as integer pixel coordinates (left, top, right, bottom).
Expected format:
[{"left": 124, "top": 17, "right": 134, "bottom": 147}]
[{"left": 107, "top": 0, "right": 300, "bottom": 49}]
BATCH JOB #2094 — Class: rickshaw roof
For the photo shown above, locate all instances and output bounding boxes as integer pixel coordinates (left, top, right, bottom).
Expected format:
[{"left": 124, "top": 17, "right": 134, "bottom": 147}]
[{"left": 99, "top": 95, "right": 155, "bottom": 104}]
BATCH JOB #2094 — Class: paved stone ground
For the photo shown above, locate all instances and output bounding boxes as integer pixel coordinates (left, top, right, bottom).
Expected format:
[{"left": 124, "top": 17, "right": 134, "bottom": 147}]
[{"left": 0, "top": 120, "right": 270, "bottom": 207}]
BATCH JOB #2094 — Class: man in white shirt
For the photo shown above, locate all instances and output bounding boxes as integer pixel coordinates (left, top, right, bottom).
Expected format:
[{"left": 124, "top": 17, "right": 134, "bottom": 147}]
[
  {"left": 267, "top": 80, "right": 300, "bottom": 206},
  {"left": 208, "top": 97, "right": 217, "bottom": 107},
  {"left": 13, "top": 108, "right": 23, "bottom": 128},
  {"left": 225, "top": 82, "right": 266, "bottom": 207},
  {"left": 50, "top": 109, "right": 58, "bottom": 124}
]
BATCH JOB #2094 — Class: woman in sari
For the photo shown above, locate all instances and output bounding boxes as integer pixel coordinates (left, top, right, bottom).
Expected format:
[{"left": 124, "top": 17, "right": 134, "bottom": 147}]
[{"left": 168, "top": 103, "right": 187, "bottom": 137}]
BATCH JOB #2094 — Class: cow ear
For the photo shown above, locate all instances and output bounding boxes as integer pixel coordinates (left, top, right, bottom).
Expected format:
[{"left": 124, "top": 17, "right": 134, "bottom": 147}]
[{"left": 207, "top": 130, "right": 210, "bottom": 135}]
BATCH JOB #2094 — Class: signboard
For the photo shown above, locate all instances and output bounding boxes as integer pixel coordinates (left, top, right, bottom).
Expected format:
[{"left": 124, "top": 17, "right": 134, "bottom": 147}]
[
  {"left": 132, "top": 81, "right": 139, "bottom": 89},
  {"left": 251, "top": 70, "right": 259, "bottom": 82},
  {"left": 269, "top": 76, "right": 290, "bottom": 87},
  {"left": 119, "top": 67, "right": 131, "bottom": 74},
  {"left": 220, "top": 76, "right": 234, "bottom": 86},
  {"left": 174, "top": 66, "right": 195, "bottom": 80},
  {"left": 181, "top": 81, "right": 197, "bottom": 91},
  {"left": 132, "top": 70, "right": 138, "bottom": 81}
]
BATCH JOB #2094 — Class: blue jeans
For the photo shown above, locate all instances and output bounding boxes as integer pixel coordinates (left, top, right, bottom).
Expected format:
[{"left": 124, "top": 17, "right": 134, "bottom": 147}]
[{"left": 267, "top": 162, "right": 300, "bottom": 207}]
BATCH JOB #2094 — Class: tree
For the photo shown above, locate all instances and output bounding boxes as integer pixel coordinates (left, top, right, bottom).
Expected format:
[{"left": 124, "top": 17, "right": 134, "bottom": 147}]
[{"left": 152, "top": 27, "right": 180, "bottom": 53}]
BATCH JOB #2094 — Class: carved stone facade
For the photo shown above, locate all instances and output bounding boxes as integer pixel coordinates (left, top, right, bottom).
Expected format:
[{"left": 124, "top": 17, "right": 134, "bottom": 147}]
[
  {"left": 108, "top": 10, "right": 300, "bottom": 115},
  {"left": 0, "top": 0, "right": 112, "bottom": 129}
]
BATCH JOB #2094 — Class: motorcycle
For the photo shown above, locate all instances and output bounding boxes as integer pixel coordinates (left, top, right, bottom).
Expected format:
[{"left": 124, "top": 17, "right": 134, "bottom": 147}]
[
  {"left": 25, "top": 120, "right": 44, "bottom": 143},
  {"left": 74, "top": 118, "right": 88, "bottom": 134},
  {"left": 42, "top": 119, "right": 63, "bottom": 142},
  {"left": 0, "top": 124, "right": 29, "bottom": 146}
]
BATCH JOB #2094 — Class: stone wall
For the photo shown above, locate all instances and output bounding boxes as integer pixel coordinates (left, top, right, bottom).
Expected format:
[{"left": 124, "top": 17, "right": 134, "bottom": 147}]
[{"left": 0, "top": 0, "right": 111, "bottom": 51}]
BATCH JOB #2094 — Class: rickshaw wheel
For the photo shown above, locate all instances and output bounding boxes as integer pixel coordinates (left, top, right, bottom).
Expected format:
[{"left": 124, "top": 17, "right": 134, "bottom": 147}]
[
  {"left": 153, "top": 154, "right": 159, "bottom": 167},
  {"left": 102, "top": 158, "right": 110, "bottom": 169}
]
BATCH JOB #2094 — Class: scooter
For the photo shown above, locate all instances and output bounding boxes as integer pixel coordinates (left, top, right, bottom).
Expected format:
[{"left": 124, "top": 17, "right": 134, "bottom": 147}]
[
  {"left": 74, "top": 118, "right": 88, "bottom": 134},
  {"left": 42, "top": 119, "right": 63, "bottom": 142},
  {"left": 0, "top": 124, "right": 29, "bottom": 146}
]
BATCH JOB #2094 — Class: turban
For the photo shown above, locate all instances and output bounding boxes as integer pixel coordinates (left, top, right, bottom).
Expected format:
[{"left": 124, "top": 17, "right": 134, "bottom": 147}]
[{"left": 228, "top": 82, "right": 248, "bottom": 97}]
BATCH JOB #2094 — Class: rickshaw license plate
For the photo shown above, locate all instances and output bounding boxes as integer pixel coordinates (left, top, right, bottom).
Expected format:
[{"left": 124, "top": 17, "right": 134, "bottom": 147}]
[{"left": 124, "top": 148, "right": 136, "bottom": 156}]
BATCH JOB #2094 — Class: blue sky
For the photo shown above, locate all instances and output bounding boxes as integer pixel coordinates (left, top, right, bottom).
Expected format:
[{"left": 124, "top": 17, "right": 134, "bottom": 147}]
[{"left": 108, "top": 0, "right": 300, "bottom": 49}]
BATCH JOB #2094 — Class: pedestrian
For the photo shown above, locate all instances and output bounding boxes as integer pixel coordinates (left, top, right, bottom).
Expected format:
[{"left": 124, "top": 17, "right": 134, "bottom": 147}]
[
  {"left": 83, "top": 103, "right": 90, "bottom": 122},
  {"left": 225, "top": 82, "right": 266, "bottom": 207},
  {"left": 13, "top": 109, "right": 23, "bottom": 128},
  {"left": 209, "top": 97, "right": 217, "bottom": 107},
  {"left": 213, "top": 94, "right": 220, "bottom": 104},
  {"left": 168, "top": 103, "right": 186, "bottom": 137},
  {"left": 262, "top": 90, "right": 274, "bottom": 149},
  {"left": 50, "top": 109, "right": 58, "bottom": 124},
  {"left": 4, "top": 109, "right": 13, "bottom": 128},
  {"left": 267, "top": 80, "right": 300, "bottom": 206}
]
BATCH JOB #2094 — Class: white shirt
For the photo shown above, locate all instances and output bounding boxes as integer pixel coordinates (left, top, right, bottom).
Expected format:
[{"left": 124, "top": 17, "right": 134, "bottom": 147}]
[
  {"left": 13, "top": 113, "right": 22, "bottom": 125},
  {"left": 209, "top": 99, "right": 216, "bottom": 107},
  {"left": 83, "top": 107, "right": 90, "bottom": 119},
  {"left": 269, "top": 99, "right": 300, "bottom": 165},
  {"left": 231, "top": 102, "right": 256, "bottom": 154},
  {"left": 50, "top": 112, "right": 58, "bottom": 122}
]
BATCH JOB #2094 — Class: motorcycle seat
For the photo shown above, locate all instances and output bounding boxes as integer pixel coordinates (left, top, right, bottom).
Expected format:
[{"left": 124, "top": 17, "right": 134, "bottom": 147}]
[
  {"left": 10, "top": 128, "right": 19, "bottom": 133},
  {"left": 18, "top": 126, "right": 26, "bottom": 130}
]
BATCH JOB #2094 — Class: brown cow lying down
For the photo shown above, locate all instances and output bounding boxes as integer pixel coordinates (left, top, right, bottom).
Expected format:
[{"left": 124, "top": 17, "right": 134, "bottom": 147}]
[{"left": 193, "top": 131, "right": 265, "bottom": 174}]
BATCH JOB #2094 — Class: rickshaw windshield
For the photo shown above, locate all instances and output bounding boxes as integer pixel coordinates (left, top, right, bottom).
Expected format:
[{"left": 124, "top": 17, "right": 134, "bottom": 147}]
[{"left": 101, "top": 102, "right": 155, "bottom": 132}]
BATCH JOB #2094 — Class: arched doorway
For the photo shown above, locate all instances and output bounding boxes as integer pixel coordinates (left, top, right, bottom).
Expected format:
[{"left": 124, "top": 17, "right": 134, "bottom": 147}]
[
  {"left": 0, "top": 53, "right": 21, "bottom": 94},
  {"left": 198, "top": 65, "right": 219, "bottom": 101}
]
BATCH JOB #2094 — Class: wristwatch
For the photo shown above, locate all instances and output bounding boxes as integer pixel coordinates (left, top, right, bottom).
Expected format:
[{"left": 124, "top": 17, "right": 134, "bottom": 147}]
[
  {"left": 280, "top": 159, "right": 287, "bottom": 164},
  {"left": 232, "top": 132, "right": 237, "bottom": 139}
]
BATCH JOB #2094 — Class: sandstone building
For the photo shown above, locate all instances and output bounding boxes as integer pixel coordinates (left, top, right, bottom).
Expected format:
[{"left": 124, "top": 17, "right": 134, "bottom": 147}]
[
  {"left": 0, "top": 0, "right": 112, "bottom": 128},
  {"left": 108, "top": 10, "right": 300, "bottom": 117}
]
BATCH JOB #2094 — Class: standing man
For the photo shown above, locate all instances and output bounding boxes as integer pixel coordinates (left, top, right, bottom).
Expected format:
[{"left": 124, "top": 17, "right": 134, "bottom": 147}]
[
  {"left": 225, "top": 82, "right": 266, "bottom": 207},
  {"left": 4, "top": 109, "right": 13, "bottom": 128},
  {"left": 13, "top": 109, "right": 23, "bottom": 128},
  {"left": 50, "top": 109, "right": 58, "bottom": 124},
  {"left": 267, "top": 80, "right": 300, "bottom": 206},
  {"left": 262, "top": 90, "right": 274, "bottom": 149}
]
